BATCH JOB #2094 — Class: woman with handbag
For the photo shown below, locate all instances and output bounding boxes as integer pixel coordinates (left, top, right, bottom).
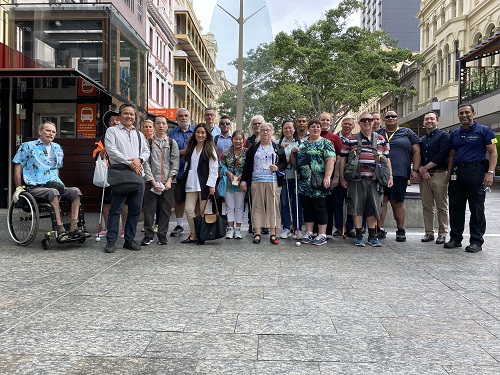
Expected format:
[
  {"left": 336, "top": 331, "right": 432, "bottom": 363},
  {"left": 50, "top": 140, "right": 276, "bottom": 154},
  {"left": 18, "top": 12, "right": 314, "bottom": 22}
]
[
  {"left": 277, "top": 119, "right": 303, "bottom": 240},
  {"left": 240, "top": 123, "right": 287, "bottom": 245},
  {"left": 181, "top": 123, "right": 219, "bottom": 244},
  {"left": 290, "top": 119, "right": 336, "bottom": 246},
  {"left": 219, "top": 130, "right": 247, "bottom": 239}
]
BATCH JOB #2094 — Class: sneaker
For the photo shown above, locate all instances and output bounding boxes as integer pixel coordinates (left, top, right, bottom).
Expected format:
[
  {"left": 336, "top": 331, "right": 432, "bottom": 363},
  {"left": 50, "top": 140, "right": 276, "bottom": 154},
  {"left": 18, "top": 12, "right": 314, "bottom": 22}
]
[
  {"left": 355, "top": 236, "right": 365, "bottom": 247},
  {"left": 332, "top": 229, "right": 342, "bottom": 237},
  {"left": 141, "top": 236, "right": 154, "bottom": 246},
  {"left": 377, "top": 229, "right": 387, "bottom": 239},
  {"left": 234, "top": 228, "right": 243, "bottom": 239},
  {"left": 158, "top": 235, "right": 168, "bottom": 245},
  {"left": 300, "top": 233, "right": 313, "bottom": 244},
  {"left": 123, "top": 239, "right": 141, "bottom": 251},
  {"left": 97, "top": 230, "right": 107, "bottom": 238},
  {"left": 368, "top": 236, "right": 381, "bottom": 247},
  {"left": 346, "top": 229, "right": 356, "bottom": 238},
  {"left": 119, "top": 230, "right": 125, "bottom": 239},
  {"left": 311, "top": 235, "right": 327, "bottom": 246},
  {"left": 292, "top": 230, "right": 302, "bottom": 240},
  {"left": 396, "top": 228, "right": 406, "bottom": 242},
  {"left": 104, "top": 242, "right": 116, "bottom": 253},
  {"left": 170, "top": 225, "right": 184, "bottom": 237},
  {"left": 280, "top": 228, "right": 291, "bottom": 239},
  {"left": 226, "top": 227, "right": 235, "bottom": 239}
]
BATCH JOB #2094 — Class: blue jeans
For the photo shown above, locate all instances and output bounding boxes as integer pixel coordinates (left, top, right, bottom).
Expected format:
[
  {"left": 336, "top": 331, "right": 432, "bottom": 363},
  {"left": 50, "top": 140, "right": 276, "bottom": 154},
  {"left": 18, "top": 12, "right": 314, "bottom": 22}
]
[
  {"left": 280, "top": 178, "right": 303, "bottom": 230},
  {"left": 106, "top": 184, "right": 144, "bottom": 244}
]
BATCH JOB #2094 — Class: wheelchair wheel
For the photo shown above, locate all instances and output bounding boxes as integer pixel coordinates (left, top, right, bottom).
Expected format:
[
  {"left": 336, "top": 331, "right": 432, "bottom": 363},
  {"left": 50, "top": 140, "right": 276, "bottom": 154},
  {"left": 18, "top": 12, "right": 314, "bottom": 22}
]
[{"left": 8, "top": 192, "right": 40, "bottom": 246}]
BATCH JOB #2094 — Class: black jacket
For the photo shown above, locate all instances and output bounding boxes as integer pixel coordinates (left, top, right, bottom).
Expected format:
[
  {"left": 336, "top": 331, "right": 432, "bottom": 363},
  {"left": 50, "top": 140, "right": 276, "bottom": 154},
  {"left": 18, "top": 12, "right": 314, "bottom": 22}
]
[{"left": 241, "top": 141, "right": 287, "bottom": 188}]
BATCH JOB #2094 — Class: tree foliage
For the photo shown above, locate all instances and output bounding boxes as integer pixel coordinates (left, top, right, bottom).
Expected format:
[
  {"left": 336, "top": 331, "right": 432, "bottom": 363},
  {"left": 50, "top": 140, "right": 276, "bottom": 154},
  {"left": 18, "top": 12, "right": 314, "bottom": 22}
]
[{"left": 216, "top": 0, "right": 417, "bottom": 129}]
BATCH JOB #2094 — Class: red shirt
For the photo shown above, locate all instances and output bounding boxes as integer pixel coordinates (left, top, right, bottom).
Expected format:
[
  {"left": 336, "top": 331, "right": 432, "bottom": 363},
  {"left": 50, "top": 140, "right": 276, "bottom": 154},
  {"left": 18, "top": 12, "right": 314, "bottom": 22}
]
[{"left": 321, "top": 130, "right": 342, "bottom": 156}]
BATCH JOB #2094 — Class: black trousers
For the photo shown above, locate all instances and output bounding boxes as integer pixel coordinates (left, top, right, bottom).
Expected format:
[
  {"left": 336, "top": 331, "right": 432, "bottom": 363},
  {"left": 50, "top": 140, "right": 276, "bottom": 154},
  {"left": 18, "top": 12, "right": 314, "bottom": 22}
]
[{"left": 448, "top": 165, "right": 486, "bottom": 245}]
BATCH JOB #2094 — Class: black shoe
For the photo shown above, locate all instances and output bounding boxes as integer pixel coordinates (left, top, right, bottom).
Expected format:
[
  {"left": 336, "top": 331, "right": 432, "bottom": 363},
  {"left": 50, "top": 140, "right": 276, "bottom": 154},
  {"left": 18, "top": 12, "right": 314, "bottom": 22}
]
[
  {"left": 170, "top": 225, "right": 184, "bottom": 237},
  {"left": 465, "top": 243, "right": 482, "bottom": 253},
  {"left": 141, "top": 236, "right": 154, "bottom": 246},
  {"left": 262, "top": 228, "right": 270, "bottom": 235},
  {"left": 377, "top": 229, "right": 387, "bottom": 239},
  {"left": 104, "top": 242, "right": 116, "bottom": 253},
  {"left": 421, "top": 234, "right": 435, "bottom": 242},
  {"left": 444, "top": 240, "right": 462, "bottom": 248},
  {"left": 332, "top": 229, "right": 342, "bottom": 237},
  {"left": 435, "top": 235, "right": 446, "bottom": 244},
  {"left": 346, "top": 229, "right": 356, "bottom": 238},
  {"left": 396, "top": 229, "right": 406, "bottom": 242},
  {"left": 123, "top": 239, "right": 141, "bottom": 251},
  {"left": 158, "top": 235, "right": 168, "bottom": 245},
  {"left": 181, "top": 236, "right": 197, "bottom": 244}
]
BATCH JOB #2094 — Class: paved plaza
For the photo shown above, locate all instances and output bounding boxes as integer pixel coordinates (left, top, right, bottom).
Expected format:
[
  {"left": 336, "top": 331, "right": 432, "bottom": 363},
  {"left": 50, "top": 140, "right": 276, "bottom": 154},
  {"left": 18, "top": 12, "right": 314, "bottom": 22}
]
[{"left": 0, "top": 185, "right": 499, "bottom": 374}]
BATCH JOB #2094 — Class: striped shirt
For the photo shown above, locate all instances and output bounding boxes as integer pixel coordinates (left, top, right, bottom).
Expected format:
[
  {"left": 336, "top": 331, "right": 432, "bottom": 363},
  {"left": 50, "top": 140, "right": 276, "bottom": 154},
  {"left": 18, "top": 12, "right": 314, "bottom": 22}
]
[{"left": 341, "top": 132, "right": 389, "bottom": 179}]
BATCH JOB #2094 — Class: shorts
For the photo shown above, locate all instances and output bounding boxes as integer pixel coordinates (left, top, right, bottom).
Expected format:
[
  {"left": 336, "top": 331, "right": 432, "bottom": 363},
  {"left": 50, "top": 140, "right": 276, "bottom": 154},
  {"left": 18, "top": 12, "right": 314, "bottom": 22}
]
[
  {"left": 346, "top": 179, "right": 383, "bottom": 218},
  {"left": 28, "top": 186, "right": 81, "bottom": 203},
  {"left": 383, "top": 176, "right": 408, "bottom": 202}
]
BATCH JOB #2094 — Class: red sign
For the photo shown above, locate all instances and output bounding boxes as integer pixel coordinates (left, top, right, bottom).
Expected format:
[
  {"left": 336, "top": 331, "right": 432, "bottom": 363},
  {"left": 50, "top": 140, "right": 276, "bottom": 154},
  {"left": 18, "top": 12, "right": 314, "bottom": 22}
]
[
  {"left": 77, "top": 78, "right": 98, "bottom": 97},
  {"left": 76, "top": 103, "right": 97, "bottom": 138},
  {"left": 148, "top": 107, "right": 178, "bottom": 120}
]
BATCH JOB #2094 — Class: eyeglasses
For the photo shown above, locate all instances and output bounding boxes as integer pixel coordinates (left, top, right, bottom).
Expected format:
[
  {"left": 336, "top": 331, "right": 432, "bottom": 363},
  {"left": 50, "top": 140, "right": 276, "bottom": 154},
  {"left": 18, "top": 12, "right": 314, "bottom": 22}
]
[
  {"left": 260, "top": 128, "right": 272, "bottom": 132},
  {"left": 385, "top": 115, "right": 398, "bottom": 119},
  {"left": 359, "top": 118, "right": 374, "bottom": 123},
  {"left": 219, "top": 122, "right": 231, "bottom": 125}
]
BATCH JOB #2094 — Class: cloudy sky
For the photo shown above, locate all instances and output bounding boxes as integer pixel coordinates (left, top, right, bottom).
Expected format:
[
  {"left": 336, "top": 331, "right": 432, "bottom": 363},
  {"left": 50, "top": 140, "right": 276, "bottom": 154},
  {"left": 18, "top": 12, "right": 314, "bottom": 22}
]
[{"left": 193, "top": 0, "right": 359, "bottom": 36}]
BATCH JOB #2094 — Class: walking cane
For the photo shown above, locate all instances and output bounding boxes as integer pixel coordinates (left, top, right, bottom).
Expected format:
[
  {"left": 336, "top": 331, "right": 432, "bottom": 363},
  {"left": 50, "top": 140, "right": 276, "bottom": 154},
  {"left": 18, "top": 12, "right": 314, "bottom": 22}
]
[{"left": 271, "top": 154, "right": 279, "bottom": 245}]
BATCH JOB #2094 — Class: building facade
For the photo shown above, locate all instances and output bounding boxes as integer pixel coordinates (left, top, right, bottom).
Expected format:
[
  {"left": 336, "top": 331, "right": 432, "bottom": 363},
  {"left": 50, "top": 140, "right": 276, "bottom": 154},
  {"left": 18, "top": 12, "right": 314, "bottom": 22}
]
[{"left": 361, "top": 0, "right": 420, "bottom": 51}]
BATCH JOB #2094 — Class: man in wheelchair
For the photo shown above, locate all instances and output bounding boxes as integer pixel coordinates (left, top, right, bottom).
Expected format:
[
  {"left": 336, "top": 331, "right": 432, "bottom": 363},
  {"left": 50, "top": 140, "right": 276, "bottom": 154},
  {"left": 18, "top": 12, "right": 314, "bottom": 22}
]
[{"left": 12, "top": 122, "right": 90, "bottom": 242}]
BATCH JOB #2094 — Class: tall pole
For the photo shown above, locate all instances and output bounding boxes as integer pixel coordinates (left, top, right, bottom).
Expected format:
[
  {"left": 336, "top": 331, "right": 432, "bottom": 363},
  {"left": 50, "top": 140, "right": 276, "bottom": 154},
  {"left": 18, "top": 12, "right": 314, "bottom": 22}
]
[{"left": 218, "top": 1, "right": 266, "bottom": 130}]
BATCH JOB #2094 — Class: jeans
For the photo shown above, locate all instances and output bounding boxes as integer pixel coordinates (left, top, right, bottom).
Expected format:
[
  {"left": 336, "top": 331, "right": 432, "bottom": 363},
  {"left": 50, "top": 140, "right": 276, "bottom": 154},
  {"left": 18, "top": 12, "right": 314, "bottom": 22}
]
[
  {"left": 280, "top": 178, "right": 303, "bottom": 230},
  {"left": 106, "top": 183, "right": 144, "bottom": 244}
]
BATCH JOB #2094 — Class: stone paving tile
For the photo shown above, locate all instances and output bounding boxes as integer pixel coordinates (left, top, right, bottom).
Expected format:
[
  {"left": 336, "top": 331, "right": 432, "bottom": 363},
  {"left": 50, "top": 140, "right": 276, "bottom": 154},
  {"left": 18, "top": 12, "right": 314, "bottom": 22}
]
[
  {"left": 11, "top": 308, "right": 102, "bottom": 331},
  {"left": 305, "top": 299, "right": 397, "bottom": 318},
  {"left": 143, "top": 332, "right": 258, "bottom": 360},
  {"left": 137, "top": 273, "right": 281, "bottom": 287},
  {"left": 475, "top": 339, "right": 500, "bottom": 363},
  {"left": 367, "top": 337, "right": 498, "bottom": 365},
  {"left": 131, "top": 295, "right": 222, "bottom": 314},
  {"left": 0, "top": 354, "right": 80, "bottom": 375},
  {"left": 380, "top": 317, "right": 497, "bottom": 339},
  {"left": 460, "top": 291, "right": 500, "bottom": 319},
  {"left": 195, "top": 359, "right": 321, "bottom": 374},
  {"left": 332, "top": 317, "right": 390, "bottom": 338},
  {"left": 257, "top": 334, "right": 371, "bottom": 362},
  {"left": 477, "top": 319, "right": 500, "bottom": 339},
  {"left": 442, "top": 365, "right": 500, "bottom": 375},
  {"left": 235, "top": 313, "right": 336, "bottom": 335},
  {"left": 263, "top": 286, "right": 344, "bottom": 301},
  {"left": 319, "top": 362, "right": 449, "bottom": 375},
  {"left": 104, "top": 283, "right": 187, "bottom": 298},
  {"left": 88, "top": 310, "right": 190, "bottom": 332},
  {"left": 278, "top": 274, "right": 352, "bottom": 289},
  {"left": 184, "top": 313, "right": 238, "bottom": 333},
  {"left": 184, "top": 285, "right": 264, "bottom": 299},
  {"left": 217, "top": 298, "right": 306, "bottom": 315},
  {"left": 0, "top": 328, "right": 155, "bottom": 357}
]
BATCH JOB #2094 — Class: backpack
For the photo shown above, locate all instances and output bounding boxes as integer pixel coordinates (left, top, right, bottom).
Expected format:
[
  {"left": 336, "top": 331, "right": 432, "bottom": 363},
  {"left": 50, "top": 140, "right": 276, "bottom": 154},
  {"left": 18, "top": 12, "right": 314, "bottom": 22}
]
[
  {"left": 370, "top": 133, "right": 391, "bottom": 186},
  {"left": 343, "top": 133, "right": 363, "bottom": 180}
]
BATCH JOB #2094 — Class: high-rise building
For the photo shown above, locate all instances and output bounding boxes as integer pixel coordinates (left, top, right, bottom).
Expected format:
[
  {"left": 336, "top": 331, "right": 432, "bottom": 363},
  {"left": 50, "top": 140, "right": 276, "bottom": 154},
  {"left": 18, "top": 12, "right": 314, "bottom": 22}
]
[{"left": 360, "top": 0, "right": 420, "bottom": 51}]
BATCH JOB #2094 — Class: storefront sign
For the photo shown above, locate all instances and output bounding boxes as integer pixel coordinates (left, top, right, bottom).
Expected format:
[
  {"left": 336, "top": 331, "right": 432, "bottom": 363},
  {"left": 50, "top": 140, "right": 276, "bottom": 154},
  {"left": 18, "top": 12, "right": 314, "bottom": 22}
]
[{"left": 148, "top": 107, "right": 178, "bottom": 120}]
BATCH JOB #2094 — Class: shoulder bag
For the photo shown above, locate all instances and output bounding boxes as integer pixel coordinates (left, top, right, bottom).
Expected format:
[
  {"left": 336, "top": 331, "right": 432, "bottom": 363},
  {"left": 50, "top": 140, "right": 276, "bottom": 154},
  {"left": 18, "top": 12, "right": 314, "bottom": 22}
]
[
  {"left": 108, "top": 132, "right": 144, "bottom": 194},
  {"left": 193, "top": 194, "right": 227, "bottom": 242},
  {"left": 343, "top": 133, "right": 362, "bottom": 180}
]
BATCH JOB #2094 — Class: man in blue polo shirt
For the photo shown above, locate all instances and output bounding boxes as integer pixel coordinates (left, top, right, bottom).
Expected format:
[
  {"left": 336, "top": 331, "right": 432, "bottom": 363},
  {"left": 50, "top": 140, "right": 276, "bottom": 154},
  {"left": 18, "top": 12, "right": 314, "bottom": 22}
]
[
  {"left": 445, "top": 104, "right": 497, "bottom": 253},
  {"left": 167, "top": 108, "right": 195, "bottom": 237}
]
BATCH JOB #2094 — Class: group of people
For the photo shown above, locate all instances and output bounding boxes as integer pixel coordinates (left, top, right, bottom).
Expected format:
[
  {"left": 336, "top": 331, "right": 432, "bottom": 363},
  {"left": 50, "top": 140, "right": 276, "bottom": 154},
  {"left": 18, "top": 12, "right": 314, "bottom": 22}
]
[{"left": 11, "top": 103, "right": 497, "bottom": 254}]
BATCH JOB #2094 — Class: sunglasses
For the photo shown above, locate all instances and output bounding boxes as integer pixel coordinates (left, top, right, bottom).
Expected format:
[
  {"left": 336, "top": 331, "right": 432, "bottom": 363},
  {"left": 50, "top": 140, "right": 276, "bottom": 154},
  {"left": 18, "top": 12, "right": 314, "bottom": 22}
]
[
  {"left": 359, "top": 118, "right": 374, "bottom": 123},
  {"left": 385, "top": 115, "right": 398, "bottom": 119},
  {"left": 219, "top": 122, "right": 231, "bottom": 125}
]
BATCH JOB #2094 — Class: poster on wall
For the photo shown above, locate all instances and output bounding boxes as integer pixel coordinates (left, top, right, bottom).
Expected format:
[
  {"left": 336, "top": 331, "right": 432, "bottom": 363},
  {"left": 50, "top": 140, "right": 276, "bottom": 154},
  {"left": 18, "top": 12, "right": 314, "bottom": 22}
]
[{"left": 76, "top": 103, "right": 97, "bottom": 138}]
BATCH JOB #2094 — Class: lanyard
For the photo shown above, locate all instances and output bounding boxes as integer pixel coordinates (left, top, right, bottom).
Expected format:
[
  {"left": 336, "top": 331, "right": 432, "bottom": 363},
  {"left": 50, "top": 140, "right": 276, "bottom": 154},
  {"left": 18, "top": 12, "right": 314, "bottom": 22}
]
[{"left": 386, "top": 127, "right": 399, "bottom": 143}]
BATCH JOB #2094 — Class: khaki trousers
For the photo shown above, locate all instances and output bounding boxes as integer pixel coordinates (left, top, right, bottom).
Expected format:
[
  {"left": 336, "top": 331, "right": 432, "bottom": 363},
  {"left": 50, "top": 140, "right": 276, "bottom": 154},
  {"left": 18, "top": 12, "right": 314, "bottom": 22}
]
[
  {"left": 250, "top": 181, "right": 281, "bottom": 234},
  {"left": 419, "top": 171, "right": 449, "bottom": 236}
]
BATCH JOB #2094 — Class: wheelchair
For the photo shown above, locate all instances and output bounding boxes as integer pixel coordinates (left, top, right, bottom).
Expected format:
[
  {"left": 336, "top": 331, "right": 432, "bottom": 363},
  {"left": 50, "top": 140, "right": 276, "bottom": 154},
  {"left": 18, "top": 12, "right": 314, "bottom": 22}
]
[{"left": 7, "top": 190, "right": 91, "bottom": 250}]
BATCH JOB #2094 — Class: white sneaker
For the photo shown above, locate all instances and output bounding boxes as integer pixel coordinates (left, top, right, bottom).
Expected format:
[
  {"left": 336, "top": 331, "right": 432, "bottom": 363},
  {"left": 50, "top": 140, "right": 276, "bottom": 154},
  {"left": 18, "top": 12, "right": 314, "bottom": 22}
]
[
  {"left": 226, "top": 227, "right": 235, "bottom": 239},
  {"left": 280, "top": 228, "right": 291, "bottom": 239},
  {"left": 234, "top": 228, "right": 243, "bottom": 239}
]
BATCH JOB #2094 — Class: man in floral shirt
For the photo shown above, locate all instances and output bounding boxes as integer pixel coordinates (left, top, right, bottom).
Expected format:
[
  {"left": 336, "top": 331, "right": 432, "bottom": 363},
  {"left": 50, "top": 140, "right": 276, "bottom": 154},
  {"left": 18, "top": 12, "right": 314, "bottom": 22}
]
[{"left": 12, "top": 122, "right": 85, "bottom": 241}]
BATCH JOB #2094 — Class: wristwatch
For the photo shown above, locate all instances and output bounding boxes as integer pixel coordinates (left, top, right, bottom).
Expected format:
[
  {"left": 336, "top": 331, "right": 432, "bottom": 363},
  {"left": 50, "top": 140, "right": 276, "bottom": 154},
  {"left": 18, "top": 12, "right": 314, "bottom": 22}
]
[
  {"left": 139, "top": 158, "right": 144, "bottom": 164},
  {"left": 487, "top": 170, "right": 494, "bottom": 174}
]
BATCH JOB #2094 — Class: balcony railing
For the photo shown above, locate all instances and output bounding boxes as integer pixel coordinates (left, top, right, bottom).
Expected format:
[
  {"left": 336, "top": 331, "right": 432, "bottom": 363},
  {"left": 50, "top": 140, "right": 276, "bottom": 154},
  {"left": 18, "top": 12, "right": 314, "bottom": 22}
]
[{"left": 460, "top": 66, "right": 500, "bottom": 102}]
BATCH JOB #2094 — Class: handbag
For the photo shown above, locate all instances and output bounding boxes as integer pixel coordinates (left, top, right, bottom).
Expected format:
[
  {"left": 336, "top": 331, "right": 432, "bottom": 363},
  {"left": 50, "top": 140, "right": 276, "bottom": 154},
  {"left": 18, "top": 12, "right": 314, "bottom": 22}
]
[
  {"left": 310, "top": 170, "right": 334, "bottom": 191},
  {"left": 108, "top": 164, "right": 144, "bottom": 194},
  {"left": 193, "top": 194, "right": 227, "bottom": 242},
  {"left": 93, "top": 157, "right": 109, "bottom": 187},
  {"left": 217, "top": 175, "right": 228, "bottom": 198}
]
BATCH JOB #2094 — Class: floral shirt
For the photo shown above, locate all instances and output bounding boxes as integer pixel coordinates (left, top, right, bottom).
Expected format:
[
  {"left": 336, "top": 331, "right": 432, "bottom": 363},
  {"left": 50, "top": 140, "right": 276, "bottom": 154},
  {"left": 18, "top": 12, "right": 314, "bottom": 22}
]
[
  {"left": 296, "top": 137, "right": 336, "bottom": 198},
  {"left": 12, "top": 139, "right": 64, "bottom": 186},
  {"left": 219, "top": 146, "right": 247, "bottom": 193}
]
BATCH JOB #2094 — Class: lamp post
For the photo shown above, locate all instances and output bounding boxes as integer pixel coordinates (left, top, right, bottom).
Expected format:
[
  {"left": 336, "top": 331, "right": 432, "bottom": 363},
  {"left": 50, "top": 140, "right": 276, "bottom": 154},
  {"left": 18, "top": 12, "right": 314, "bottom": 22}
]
[{"left": 218, "top": 0, "right": 266, "bottom": 130}]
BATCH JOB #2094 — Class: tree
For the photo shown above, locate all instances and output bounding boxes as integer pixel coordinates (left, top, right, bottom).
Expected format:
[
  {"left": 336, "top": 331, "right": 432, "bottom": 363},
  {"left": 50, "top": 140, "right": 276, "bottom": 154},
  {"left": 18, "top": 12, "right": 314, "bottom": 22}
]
[{"left": 217, "top": 0, "right": 417, "bottom": 130}]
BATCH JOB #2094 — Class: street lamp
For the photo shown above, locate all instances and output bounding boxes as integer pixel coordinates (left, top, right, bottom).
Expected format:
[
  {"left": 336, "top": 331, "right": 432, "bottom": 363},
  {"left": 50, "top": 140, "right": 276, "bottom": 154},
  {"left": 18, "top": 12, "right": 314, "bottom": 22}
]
[{"left": 218, "top": 0, "right": 266, "bottom": 130}]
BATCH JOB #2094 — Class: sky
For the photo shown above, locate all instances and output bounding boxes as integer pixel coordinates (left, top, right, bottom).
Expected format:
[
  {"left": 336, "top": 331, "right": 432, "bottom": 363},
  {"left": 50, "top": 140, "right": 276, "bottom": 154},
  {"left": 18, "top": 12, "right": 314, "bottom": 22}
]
[
  {"left": 192, "top": 0, "right": 359, "bottom": 83},
  {"left": 193, "top": 0, "right": 358, "bottom": 37}
]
